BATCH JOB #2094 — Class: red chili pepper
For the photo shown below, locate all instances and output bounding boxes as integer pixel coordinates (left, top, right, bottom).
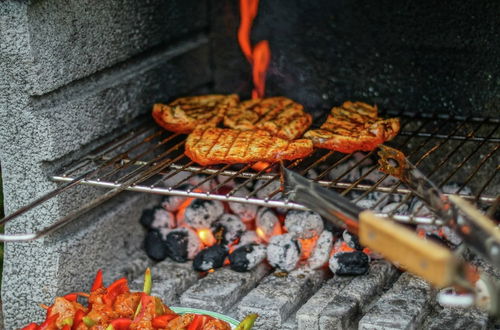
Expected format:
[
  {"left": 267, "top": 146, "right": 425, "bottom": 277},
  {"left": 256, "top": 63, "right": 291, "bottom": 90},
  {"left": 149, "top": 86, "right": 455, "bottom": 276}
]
[
  {"left": 38, "top": 313, "right": 59, "bottom": 330},
  {"left": 72, "top": 309, "right": 85, "bottom": 330},
  {"left": 187, "top": 315, "right": 209, "bottom": 330},
  {"left": 63, "top": 293, "right": 78, "bottom": 302},
  {"left": 61, "top": 326, "right": 71, "bottom": 330},
  {"left": 21, "top": 323, "right": 38, "bottom": 330},
  {"left": 104, "top": 277, "right": 129, "bottom": 305},
  {"left": 91, "top": 269, "right": 104, "bottom": 292},
  {"left": 152, "top": 314, "right": 179, "bottom": 328},
  {"left": 109, "top": 318, "right": 132, "bottom": 330}
]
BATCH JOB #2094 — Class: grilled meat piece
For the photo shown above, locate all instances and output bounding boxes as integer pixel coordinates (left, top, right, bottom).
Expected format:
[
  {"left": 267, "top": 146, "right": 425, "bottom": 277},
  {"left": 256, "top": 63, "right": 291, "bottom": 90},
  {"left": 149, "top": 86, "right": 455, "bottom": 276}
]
[
  {"left": 224, "top": 97, "right": 312, "bottom": 140},
  {"left": 304, "top": 101, "right": 400, "bottom": 153},
  {"left": 185, "top": 127, "right": 313, "bottom": 165},
  {"left": 152, "top": 94, "right": 239, "bottom": 134}
]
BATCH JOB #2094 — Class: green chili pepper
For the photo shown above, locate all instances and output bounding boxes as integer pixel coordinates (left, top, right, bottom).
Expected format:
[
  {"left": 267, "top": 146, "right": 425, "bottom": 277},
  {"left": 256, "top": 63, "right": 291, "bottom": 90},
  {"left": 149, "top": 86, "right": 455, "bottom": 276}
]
[
  {"left": 235, "top": 313, "right": 258, "bottom": 330},
  {"left": 82, "top": 316, "right": 97, "bottom": 327}
]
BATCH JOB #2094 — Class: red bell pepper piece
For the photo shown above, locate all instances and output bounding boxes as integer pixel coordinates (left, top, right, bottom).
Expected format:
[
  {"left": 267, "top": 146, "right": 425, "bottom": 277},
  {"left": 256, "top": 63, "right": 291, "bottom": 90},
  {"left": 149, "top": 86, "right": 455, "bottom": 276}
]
[
  {"left": 187, "top": 315, "right": 211, "bottom": 330},
  {"left": 72, "top": 309, "right": 85, "bottom": 330},
  {"left": 91, "top": 269, "right": 104, "bottom": 292},
  {"left": 109, "top": 318, "right": 132, "bottom": 330},
  {"left": 104, "top": 277, "right": 129, "bottom": 305},
  {"left": 152, "top": 314, "right": 179, "bottom": 328},
  {"left": 63, "top": 293, "right": 78, "bottom": 302},
  {"left": 38, "top": 313, "right": 59, "bottom": 330},
  {"left": 21, "top": 323, "right": 39, "bottom": 330},
  {"left": 61, "top": 326, "right": 71, "bottom": 330}
]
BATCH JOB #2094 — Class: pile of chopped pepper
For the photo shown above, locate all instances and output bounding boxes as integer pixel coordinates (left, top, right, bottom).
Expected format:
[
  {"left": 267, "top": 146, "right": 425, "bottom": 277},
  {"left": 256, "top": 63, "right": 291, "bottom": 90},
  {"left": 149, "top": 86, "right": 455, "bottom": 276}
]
[{"left": 21, "top": 268, "right": 257, "bottom": 330}]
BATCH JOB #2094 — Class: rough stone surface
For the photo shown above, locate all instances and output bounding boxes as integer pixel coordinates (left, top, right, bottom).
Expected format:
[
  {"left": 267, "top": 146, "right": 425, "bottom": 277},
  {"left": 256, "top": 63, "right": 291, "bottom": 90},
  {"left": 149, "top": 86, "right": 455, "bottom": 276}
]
[
  {"left": 130, "top": 260, "right": 200, "bottom": 305},
  {"left": 424, "top": 307, "right": 489, "bottom": 330},
  {"left": 0, "top": 1, "right": 211, "bottom": 328},
  {"left": 359, "top": 272, "right": 434, "bottom": 330},
  {"left": 26, "top": 0, "right": 207, "bottom": 95},
  {"left": 319, "top": 261, "right": 400, "bottom": 329},
  {"left": 180, "top": 264, "right": 271, "bottom": 313},
  {"left": 237, "top": 267, "right": 327, "bottom": 330}
]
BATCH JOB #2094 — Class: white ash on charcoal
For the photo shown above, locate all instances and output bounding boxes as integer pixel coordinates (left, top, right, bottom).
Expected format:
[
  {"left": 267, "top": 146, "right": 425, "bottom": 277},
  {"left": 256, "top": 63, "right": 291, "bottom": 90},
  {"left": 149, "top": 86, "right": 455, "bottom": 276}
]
[
  {"left": 164, "top": 227, "right": 202, "bottom": 262},
  {"left": 360, "top": 165, "right": 399, "bottom": 187},
  {"left": 228, "top": 186, "right": 258, "bottom": 222},
  {"left": 410, "top": 197, "right": 433, "bottom": 217},
  {"left": 193, "top": 244, "right": 228, "bottom": 272},
  {"left": 442, "top": 182, "right": 472, "bottom": 195},
  {"left": 308, "top": 230, "right": 333, "bottom": 269},
  {"left": 139, "top": 207, "right": 175, "bottom": 230},
  {"left": 255, "top": 208, "right": 281, "bottom": 242},
  {"left": 440, "top": 225, "right": 462, "bottom": 245},
  {"left": 161, "top": 170, "right": 191, "bottom": 187},
  {"left": 161, "top": 184, "right": 195, "bottom": 212},
  {"left": 211, "top": 214, "right": 246, "bottom": 246},
  {"left": 284, "top": 210, "right": 324, "bottom": 239},
  {"left": 254, "top": 180, "right": 285, "bottom": 210},
  {"left": 214, "top": 174, "right": 237, "bottom": 189},
  {"left": 229, "top": 243, "right": 267, "bottom": 272},
  {"left": 235, "top": 230, "right": 262, "bottom": 248},
  {"left": 329, "top": 159, "right": 360, "bottom": 182},
  {"left": 342, "top": 229, "right": 364, "bottom": 250},
  {"left": 267, "top": 233, "right": 301, "bottom": 272},
  {"left": 381, "top": 201, "right": 409, "bottom": 214},
  {"left": 183, "top": 199, "right": 224, "bottom": 229},
  {"left": 329, "top": 251, "right": 370, "bottom": 276},
  {"left": 187, "top": 173, "right": 214, "bottom": 191}
]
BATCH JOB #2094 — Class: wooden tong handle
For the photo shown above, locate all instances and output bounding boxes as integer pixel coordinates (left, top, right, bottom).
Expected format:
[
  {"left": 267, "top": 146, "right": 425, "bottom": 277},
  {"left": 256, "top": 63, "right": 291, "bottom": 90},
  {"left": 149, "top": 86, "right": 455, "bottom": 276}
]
[{"left": 359, "top": 210, "right": 458, "bottom": 288}]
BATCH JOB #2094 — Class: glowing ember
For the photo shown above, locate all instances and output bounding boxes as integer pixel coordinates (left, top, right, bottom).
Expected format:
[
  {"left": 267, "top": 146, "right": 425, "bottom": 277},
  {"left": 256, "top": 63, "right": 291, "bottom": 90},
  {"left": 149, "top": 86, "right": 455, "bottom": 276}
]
[
  {"left": 239, "top": 0, "right": 271, "bottom": 98},
  {"left": 197, "top": 228, "right": 217, "bottom": 247},
  {"left": 299, "top": 236, "right": 318, "bottom": 261}
]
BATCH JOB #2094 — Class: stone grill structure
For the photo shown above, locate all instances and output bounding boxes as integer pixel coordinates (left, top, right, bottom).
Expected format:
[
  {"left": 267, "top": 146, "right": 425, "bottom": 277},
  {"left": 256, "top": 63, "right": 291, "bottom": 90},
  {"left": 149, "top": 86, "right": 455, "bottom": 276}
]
[{"left": 0, "top": 0, "right": 498, "bottom": 329}]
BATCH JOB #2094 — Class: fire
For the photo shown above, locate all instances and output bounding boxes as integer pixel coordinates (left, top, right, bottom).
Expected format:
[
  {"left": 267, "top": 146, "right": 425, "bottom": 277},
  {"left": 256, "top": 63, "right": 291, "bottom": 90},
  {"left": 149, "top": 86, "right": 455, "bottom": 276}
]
[
  {"left": 239, "top": 0, "right": 271, "bottom": 98},
  {"left": 299, "top": 236, "right": 318, "bottom": 261},
  {"left": 330, "top": 241, "right": 355, "bottom": 257},
  {"left": 256, "top": 222, "right": 282, "bottom": 243},
  {"left": 197, "top": 228, "right": 216, "bottom": 247}
]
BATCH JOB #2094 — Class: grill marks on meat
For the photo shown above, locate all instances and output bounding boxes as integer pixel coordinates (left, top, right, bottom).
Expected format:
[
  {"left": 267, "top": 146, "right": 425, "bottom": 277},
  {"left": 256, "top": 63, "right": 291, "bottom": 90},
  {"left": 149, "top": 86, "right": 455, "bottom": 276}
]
[
  {"left": 152, "top": 94, "right": 239, "bottom": 134},
  {"left": 185, "top": 127, "right": 313, "bottom": 165},
  {"left": 224, "top": 97, "right": 312, "bottom": 139},
  {"left": 304, "top": 101, "right": 400, "bottom": 153}
]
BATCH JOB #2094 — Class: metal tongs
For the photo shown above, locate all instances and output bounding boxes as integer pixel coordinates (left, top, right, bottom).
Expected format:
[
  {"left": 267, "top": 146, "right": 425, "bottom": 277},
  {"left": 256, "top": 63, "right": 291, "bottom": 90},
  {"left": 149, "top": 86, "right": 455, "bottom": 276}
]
[{"left": 281, "top": 150, "right": 500, "bottom": 317}]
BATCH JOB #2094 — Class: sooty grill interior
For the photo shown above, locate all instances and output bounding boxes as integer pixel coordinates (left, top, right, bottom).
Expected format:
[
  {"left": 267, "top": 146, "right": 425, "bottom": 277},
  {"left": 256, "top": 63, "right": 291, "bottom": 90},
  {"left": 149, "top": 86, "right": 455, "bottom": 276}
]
[{"left": 0, "top": 0, "right": 498, "bottom": 329}]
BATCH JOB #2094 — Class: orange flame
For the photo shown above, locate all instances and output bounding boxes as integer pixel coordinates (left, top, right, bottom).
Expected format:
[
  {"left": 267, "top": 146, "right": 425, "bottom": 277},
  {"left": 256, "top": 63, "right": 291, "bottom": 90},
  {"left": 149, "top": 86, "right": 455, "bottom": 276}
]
[
  {"left": 197, "top": 228, "right": 217, "bottom": 247},
  {"left": 256, "top": 222, "right": 283, "bottom": 243},
  {"left": 299, "top": 236, "right": 319, "bottom": 261},
  {"left": 239, "top": 0, "right": 271, "bottom": 98}
]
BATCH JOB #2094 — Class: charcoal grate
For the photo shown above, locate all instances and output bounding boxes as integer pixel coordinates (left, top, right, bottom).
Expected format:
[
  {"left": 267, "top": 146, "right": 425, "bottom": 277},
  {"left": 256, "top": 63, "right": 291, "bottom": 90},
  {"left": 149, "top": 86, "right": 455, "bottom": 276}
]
[{"left": 0, "top": 112, "right": 498, "bottom": 241}]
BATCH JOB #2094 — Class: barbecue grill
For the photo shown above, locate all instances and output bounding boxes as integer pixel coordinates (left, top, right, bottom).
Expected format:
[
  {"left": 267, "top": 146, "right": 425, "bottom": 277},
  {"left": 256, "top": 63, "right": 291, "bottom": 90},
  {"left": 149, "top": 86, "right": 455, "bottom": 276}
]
[{"left": 0, "top": 0, "right": 498, "bottom": 329}]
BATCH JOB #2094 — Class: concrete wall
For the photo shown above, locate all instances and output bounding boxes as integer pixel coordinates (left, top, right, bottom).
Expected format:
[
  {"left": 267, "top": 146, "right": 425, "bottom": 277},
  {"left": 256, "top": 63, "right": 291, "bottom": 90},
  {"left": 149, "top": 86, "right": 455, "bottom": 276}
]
[{"left": 0, "top": 0, "right": 211, "bottom": 328}]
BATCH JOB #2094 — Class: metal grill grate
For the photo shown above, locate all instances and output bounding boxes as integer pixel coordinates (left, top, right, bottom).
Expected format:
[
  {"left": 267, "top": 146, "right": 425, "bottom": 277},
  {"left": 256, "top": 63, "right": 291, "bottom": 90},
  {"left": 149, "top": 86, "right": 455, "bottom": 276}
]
[{"left": 1, "top": 112, "right": 499, "bottom": 241}]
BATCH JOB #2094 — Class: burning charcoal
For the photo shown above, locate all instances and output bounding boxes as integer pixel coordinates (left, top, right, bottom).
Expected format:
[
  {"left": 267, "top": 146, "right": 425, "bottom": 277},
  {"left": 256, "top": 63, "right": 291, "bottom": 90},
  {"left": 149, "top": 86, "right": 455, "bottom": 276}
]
[
  {"left": 211, "top": 214, "right": 246, "bottom": 245},
  {"left": 139, "top": 207, "right": 175, "bottom": 230},
  {"left": 165, "top": 227, "right": 201, "bottom": 262},
  {"left": 267, "top": 233, "right": 301, "bottom": 272},
  {"left": 329, "top": 251, "right": 370, "bottom": 275},
  {"left": 193, "top": 245, "right": 228, "bottom": 272},
  {"left": 381, "top": 202, "right": 409, "bottom": 214},
  {"left": 360, "top": 166, "right": 398, "bottom": 187},
  {"left": 228, "top": 186, "right": 258, "bottom": 222},
  {"left": 329, "top": 160, "right": 360, "bottom": 182},
  {"left": 229, "top": 243, "right": 267, "bottom": 272},
  {"left": 184, "top": 199, "right": 224, "bottom": 229},
  {"left": 255, "top": 208, "right": 281, "bottom": 242},
  {"left": 440, "top": 225, "right": 462, "bottom": 246},
  {"left": 285, "top": 210, "right": 324, "bottom": 239},
  {"left": 215, "top": 174, "right": 236, "bottom": 189},
  {"left": 188, "top": 174, "right": 214, "bottom": 191},
  {"left": 442, "top": 182, "right": 472, "bottom": 195},
  {"left": 161, "top": 184, "right": 194, "bottom": 211},
  {"left": 351, "top": 181, "right": 389, "bottom": 211},
  {"left": 308, "top": 230, "right": 333, "bottom": 269},
  {"left": 254, "top": 180, "right": 282, "bottom": 200},
  {"left": 144, "top": 230, "right": 168, "bottom": 261},
  {"left": 410, "top": 198, "right": 433, "bottom": 217},
  {"left": 161, "top": 170, "right": 191, "bottom": 187},
  {"left": 342, "top": 230, "right": 363, "bottom": 250},
  {"left": 235, "top": 230, "right": 261, "bottom": 248}
]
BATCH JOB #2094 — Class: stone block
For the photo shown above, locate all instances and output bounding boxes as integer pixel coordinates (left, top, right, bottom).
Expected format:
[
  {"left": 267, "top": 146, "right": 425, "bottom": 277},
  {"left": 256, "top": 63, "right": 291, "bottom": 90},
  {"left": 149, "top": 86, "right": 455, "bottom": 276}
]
[
  {"left": 358, "top": 272, "right": 433, "bottom": 330},
  {"left": 237, "top": 267, "right": 327, "bottom": 330},
  {"left": 180, "top": 264, "right": 271, "bottom": 313},
  {"left": 26, "top": 0, "right": 208, "bottom": 95},
  {"left": 425, "top": 307, "right": 489, "bottom": 330}
]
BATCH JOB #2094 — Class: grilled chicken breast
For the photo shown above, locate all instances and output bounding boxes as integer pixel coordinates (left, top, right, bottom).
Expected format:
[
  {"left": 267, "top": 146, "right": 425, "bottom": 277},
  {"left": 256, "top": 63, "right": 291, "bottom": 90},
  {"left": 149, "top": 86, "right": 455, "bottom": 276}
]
[
  {"left": 304, "top": 101, "right": 400, "bottom": 153},
  {"left": 185, "top": 127, "right": 313, "bottom": 165},
  {"left": 152, "top": 94, "right": 239, "bottom": 134},
  {"left": 224, "top": 97, "right": 312, "bottom": 140}
]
